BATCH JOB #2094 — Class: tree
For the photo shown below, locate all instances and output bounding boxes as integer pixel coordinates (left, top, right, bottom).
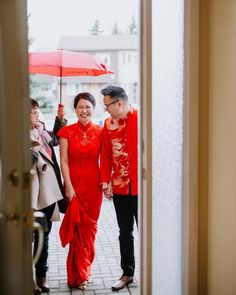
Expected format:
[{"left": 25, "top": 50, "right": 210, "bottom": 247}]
[
  {"left": 88, "top": 19, "right": 103, "bottom": 35},
  {"left": 127, "top": 16, "right": 138, "bottom": 34},
  {"left": 111, "top": 22, "right": 122, "bottom": 35},
  {"left": 28, "top": 13, "right": 34, "bottom": 49}
]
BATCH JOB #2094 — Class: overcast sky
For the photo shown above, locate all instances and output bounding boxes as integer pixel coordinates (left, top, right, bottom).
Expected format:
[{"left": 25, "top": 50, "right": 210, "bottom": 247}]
[{"left": 27, "top": 0, "right": 139, "bottom": 51}]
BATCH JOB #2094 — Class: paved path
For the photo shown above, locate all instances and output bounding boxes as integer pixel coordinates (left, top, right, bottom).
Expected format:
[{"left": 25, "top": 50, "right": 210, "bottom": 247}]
[{"left": 46, "top": 198, "right": 139, "bottom": 294}]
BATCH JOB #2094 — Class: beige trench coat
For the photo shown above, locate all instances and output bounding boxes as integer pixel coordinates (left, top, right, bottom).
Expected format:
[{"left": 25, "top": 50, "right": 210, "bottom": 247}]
[{"left": 31, "top": 149, "right": 64, "bottom": 221}]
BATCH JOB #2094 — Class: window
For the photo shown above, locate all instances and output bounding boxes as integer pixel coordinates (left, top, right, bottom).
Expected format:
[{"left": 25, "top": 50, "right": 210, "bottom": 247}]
[
  {"left": 122, "top": 52, "right": 126, "bottom": 64},
  {"left": 128, "top": 53, "right": 132, "bottom": 63}
]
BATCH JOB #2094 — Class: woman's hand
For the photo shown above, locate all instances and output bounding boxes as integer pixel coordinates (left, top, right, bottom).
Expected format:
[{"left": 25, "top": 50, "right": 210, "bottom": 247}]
[
  {"left": 57, "top": 104, "right": 65, "bottom": 120},
  {"left": 65, "top": 186, "right": 76, "bottom": 202}
]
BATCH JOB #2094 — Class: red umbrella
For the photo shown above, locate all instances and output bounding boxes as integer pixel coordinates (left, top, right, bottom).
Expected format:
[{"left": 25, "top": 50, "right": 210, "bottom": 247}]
[{"left": 29, "top": 50, "right": 113, "bottom": 103}]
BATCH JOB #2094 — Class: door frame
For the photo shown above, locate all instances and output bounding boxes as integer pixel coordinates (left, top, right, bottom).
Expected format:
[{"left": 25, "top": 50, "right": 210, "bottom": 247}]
[
  {"left": 140, "top": 0, "right": 153, "bottom": 294},
  {"left": 0, "top": 0, "right": 202, "bottom": 294},
  {"left": 0, "top": 0, "right": 32, "bottom": 294},
  {"left": 183, "top": 0, "right": 200, "bottom": 294},
  {"left": 140, "top": 0, "right": 200, "bottom": 294}
]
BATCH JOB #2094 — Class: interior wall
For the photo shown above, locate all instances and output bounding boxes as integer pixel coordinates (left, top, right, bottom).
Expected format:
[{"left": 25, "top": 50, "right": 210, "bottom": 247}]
[{"left": 208, "top": 0, "right": 236, "bottom": 294}]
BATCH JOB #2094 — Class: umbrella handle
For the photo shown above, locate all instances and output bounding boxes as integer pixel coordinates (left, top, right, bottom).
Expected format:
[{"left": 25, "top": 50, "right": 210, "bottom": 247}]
[{"left": 59, "top": 76, "right": 62, "bottom": 104}]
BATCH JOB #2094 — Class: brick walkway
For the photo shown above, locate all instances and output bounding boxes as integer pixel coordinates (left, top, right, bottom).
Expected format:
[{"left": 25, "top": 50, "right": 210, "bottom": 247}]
[{"left": 46, "top": 198, "right": 139, "bottom": 294}]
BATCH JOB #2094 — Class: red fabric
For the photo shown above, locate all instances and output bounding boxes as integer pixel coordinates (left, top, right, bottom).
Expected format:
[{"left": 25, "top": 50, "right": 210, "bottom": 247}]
[
  {"left": 29, "top": 50, "right": 113, "bottom": 77},
  {"left": 58, "top": 121, "right": 102, "bottom": 287},
  {"left": 101, "top": 107, "right": 138, "bottom": 195},
  {"left": 59, "top": 197, "right": 97, "bottom": 287}
]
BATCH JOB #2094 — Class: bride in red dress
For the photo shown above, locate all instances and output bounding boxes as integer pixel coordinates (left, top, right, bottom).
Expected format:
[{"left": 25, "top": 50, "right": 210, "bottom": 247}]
[{"left": 57, "top": 92, "right": 102, "bottom": 290}]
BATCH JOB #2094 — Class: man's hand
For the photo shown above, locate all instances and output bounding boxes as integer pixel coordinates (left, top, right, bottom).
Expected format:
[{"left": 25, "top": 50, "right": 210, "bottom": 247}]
[
  {"left": 102, "top": 182, "right": 113, "bottom": 200},
  {"left": 57, "top": 104, "right": 65, "bottom": 120}
]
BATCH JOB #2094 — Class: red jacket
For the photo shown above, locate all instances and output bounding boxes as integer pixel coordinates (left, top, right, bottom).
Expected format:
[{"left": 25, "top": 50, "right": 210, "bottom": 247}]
[{"left": 101, "top": 107, "right": 138, "bottom": 196}]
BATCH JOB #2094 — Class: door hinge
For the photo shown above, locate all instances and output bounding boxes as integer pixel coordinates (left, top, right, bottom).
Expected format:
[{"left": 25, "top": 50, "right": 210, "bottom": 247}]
[
  {"left": 8, "top": 169, "right": 19, "bottom": 187},
  {"left": 7, "top": 208, "right": 20, "bottom": 225},
  {"left": 0, "top": 212, "right": 5, "bottom": 225},
  {"left": 23, "top": 170, "right": 34, "bottom": 189}
]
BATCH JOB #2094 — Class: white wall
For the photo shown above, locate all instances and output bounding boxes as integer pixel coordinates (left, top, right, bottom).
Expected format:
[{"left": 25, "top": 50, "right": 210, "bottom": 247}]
[{"left": 118, "top": 51, "right": 138, "bottom": 83}]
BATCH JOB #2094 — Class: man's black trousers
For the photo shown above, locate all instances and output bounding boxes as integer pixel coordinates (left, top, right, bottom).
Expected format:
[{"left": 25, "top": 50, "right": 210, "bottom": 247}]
[{"left": 113, "top": 194, "right": 138, "bottom": 277}]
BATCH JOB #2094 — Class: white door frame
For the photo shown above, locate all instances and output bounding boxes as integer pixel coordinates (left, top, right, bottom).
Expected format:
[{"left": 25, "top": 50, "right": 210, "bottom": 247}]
[{"left": 140, "top": 0, "right": 199, "bottom": 294}]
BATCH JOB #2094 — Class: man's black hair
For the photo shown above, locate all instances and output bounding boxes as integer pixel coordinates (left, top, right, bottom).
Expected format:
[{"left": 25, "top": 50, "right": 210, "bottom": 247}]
[{"left": 101, "top": 85, "right": 128, "bottom": 101}]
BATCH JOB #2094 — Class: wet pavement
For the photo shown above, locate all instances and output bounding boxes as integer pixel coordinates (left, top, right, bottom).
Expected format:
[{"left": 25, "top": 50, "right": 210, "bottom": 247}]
[{"left": 46, "top": 198, "right": 139, "bottom": 295}]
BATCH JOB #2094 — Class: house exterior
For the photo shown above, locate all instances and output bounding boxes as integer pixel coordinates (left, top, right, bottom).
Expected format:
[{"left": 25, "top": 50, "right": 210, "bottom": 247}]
[{"left": 57, "top": 34, "right": 138, "bottom": 123}]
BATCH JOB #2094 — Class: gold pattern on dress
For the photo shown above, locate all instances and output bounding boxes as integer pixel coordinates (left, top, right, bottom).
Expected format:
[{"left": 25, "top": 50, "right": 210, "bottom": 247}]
[
  {"left": 76, "top": 124, "right": 96, "bottom": 146},
  {"left": 77, "top": 125, "right": 89, "bottom": 138}
]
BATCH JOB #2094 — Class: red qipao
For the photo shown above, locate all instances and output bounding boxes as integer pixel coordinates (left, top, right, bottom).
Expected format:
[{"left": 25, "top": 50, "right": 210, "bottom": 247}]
[{"left": 58, "top": 121, "right": 102, "bottom": 287}]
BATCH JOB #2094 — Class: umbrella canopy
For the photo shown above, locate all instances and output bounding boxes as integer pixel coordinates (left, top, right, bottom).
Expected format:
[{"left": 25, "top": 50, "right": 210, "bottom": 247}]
[{"left": 29, "top": 50, "right": 113, "bottom": 102}]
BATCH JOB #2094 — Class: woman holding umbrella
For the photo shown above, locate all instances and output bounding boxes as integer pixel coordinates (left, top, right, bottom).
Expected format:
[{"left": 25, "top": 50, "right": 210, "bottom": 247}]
[
  {"left": 58, "top": 92, "right": 103, "bottom": 290},
  {"left": 30, "top": 99, "right": 67, "bottom": 294}
]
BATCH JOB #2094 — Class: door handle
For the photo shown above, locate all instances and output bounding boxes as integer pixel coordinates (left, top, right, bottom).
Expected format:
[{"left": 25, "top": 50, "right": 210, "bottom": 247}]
[
  {"left": 32, "top": 211, "right": 46, "bottom": 265},
  {"left": 32, "top": 221, "right": 44, "bottom": 265},
  {"left": 0, "top": 207, "right": 46, "bottom": 265}
]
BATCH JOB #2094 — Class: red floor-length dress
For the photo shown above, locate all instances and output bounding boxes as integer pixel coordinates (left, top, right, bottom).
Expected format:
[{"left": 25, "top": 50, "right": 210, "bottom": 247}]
[{"left": 58, "top": 121, "right": 102, "bottom": 287}]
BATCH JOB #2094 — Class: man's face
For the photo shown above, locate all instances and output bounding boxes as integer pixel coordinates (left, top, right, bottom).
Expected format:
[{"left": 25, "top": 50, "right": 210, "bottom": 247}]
[
  {"left": 30, "top": 106, "right": 39, "bottom": 128},
  {"left": 103, "top": 95, "right": 123, "bottom": 119}
]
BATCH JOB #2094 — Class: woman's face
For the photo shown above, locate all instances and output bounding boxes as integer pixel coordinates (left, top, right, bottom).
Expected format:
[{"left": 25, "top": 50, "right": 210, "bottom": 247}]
[
  {"left": 75, "top": 98, "right": 94, "bottom": 125},
  {"left": 31, "top": 106, "right": 39, "bottom": 128}
]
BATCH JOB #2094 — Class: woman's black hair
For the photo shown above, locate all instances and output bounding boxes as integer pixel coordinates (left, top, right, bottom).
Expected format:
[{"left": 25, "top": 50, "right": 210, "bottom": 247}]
[
  {"left": 74, "top": 92, "right": 96, "bottom": 109},
  {"left": 30, "top": 98, "right": 39, "bottom": 108}
]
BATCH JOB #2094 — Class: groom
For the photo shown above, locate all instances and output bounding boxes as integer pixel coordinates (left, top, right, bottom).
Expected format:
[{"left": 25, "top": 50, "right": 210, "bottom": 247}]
[{"left": 100, "top": 85, "right": 138, "bottom": 291}]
